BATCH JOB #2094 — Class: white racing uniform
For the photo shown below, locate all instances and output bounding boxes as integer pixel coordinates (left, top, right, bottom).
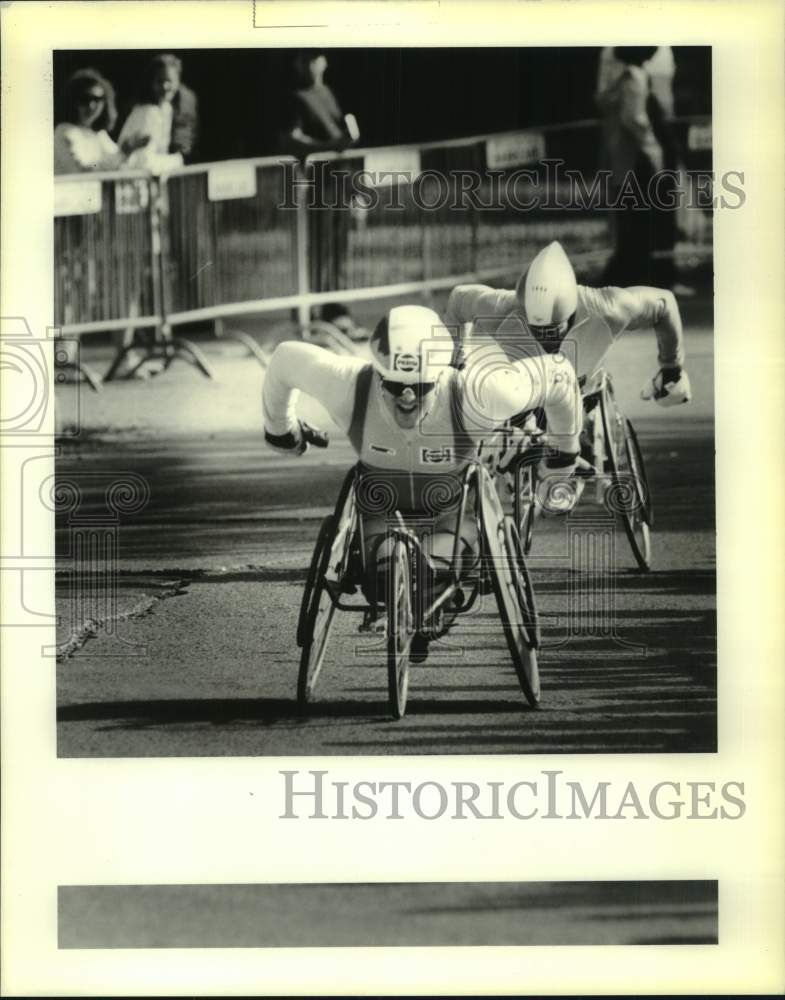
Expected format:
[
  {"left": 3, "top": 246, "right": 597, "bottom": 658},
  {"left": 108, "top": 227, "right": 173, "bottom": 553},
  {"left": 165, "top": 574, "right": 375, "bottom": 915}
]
[
  {"left": 446, "top": 282, "right": 685, "bottom": 384},
  {"left": 263, "top": 339, "right": 581, "bottom": 582},
  {"left": 262, "top": 340, "right": 581, "bottom": 490}
]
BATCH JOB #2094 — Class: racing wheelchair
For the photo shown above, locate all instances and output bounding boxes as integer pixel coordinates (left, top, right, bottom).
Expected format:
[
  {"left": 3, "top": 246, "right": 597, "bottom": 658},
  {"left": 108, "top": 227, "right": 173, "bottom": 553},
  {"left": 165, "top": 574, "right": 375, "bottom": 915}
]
[
  {"left": 498, "top": 369, "right": 652, "bottom": 571},
  {"left": 296, "top": 461, "right": 540, "bottom": 719}
]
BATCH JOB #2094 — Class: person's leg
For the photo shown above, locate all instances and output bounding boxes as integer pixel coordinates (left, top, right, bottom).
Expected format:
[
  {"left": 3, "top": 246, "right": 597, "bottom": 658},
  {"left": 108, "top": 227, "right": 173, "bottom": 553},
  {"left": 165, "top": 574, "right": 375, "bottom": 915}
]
[
  {"left": 651, "top": 174, "right": 677, "bottom": 289},
  {"left": 603, "top": 204, "right": 642, "bottom": 286}
]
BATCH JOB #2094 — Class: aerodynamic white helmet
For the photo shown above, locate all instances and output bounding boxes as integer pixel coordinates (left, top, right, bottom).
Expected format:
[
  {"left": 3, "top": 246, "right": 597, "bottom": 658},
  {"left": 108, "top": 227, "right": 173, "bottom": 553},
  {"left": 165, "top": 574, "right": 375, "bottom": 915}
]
[
  {"left": 515, "top": 241, "right": 578, "bottom": 332},
  {"left": 369, "top": 305, "right": 451, "bottom": 384}
]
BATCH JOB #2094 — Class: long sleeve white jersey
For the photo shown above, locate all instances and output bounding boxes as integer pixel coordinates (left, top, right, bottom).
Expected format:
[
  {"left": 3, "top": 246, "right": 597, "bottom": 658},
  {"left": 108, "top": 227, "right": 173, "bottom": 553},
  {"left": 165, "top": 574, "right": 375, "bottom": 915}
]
[
  {"left": 263, "top": 341, "right": 581, "bottom": 486},
  {"left": 446, "top": 282, "right": 685, "bottom": 381}
]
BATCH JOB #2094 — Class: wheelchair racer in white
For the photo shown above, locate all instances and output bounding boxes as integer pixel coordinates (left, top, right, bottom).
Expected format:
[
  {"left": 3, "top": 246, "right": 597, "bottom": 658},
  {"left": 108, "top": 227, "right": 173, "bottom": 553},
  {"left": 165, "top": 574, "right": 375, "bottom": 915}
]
[
  {"left": 262, "top": 304, "right": 583, "bottom": 659},
  {"left": 445, "top": 241, "right": 691, "bottom": 499}
]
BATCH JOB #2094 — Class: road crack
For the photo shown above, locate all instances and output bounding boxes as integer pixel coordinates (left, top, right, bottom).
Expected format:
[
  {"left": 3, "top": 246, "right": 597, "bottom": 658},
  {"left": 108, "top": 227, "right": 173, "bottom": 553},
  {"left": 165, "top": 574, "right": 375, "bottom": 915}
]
[{"left": 56, "top": 580, "right": 190, "bottom": 663}]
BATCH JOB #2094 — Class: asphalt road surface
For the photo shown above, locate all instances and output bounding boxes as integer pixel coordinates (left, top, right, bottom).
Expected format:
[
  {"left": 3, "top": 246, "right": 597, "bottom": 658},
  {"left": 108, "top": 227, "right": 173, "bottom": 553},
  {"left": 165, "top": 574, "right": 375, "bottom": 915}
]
[{"left": 56, "top": 309, "right": 716, "bottom": 757}]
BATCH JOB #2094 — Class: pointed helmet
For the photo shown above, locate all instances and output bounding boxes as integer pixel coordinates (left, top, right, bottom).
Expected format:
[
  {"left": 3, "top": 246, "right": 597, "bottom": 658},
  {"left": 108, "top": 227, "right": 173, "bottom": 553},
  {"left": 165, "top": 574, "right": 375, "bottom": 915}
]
[{"left": 515, "top": 241, "right": 578, "bottom": 329}]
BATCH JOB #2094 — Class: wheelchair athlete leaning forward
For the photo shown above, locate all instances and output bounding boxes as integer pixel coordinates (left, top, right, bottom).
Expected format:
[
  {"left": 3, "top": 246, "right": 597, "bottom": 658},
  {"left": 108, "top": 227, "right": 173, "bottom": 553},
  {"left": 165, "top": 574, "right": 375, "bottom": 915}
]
[{"left": 262, "top": 304, "right": 583, "bottom": 659}]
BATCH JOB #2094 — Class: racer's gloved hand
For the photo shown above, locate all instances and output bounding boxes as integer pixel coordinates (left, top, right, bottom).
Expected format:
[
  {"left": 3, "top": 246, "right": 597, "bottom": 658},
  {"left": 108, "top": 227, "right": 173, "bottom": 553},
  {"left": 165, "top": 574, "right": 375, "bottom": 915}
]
[
  {"left": 641, "top": 366, "right": 692, "bottom": 407},
  {"left": 535, "top": 452, "right": 593, "bottom": 516},
  {"left": 264, "top": 420, "right": 329, "bottom": 455}
]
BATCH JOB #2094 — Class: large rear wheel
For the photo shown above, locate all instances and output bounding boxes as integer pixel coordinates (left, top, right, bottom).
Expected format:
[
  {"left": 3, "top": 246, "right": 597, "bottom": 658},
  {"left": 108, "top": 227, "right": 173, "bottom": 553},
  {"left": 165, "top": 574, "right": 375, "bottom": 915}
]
[
  {"left": 479, "top": 468, "right": 540, "bottom": 707},
  {"left": 387, "top": 536, "right": 414, "bottom": 719},
  {"left": 297, "top": 517, "right": 339, "bottom": 705},
  {"left": 600, "top": 386, "right": 652, "bottom": 572},
  {"left": 504, "top": 516, "right": 541, "bottom": 649},
  {"left": 297, "top": 475, "right": 358, "bottom": 705},
  {"left": 297, "top": 516, "right": 330, "bottom": 648}
]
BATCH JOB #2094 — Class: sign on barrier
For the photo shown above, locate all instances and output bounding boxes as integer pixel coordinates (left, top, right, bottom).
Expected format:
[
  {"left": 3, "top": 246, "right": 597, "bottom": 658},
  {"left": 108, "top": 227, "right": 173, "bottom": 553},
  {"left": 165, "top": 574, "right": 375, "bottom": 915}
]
[
  {"left": 207, "top": 161, "right": 258, "bottom": 201},
  {"left": 688, "top": 123, "right": 713, "bottom": 151},
  {"left": 486, "top": 131, "right": 547, "bottom": 169},
  {"left": 114, "top": 179, "right": 149, "bottom": 215},
  {"left": 54, "top": 180, "right": 102, "bottom": 217},
  {"left": 364, "top": 149, "right": 421, "bottom": 186}
]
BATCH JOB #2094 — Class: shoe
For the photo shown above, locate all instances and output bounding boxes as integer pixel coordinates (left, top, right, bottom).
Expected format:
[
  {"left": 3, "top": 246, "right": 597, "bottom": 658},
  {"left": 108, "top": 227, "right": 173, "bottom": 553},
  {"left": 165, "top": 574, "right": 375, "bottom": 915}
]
[
  {"left": 409, "top": 632, "right": 430, "bottom": 664},
  {"left": 672, "top": 282, "right": 696, "bottom": 298}
]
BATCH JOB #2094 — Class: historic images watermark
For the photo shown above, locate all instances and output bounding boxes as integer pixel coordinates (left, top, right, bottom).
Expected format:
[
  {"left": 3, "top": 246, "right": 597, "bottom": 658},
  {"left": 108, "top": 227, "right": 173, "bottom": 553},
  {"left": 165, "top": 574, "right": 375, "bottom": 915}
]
[
  {"left": 280, "top": 769, "right": 746, "bottom": 821},
  {"left": 279, "top": 158, "right": 744, "bottom": 213},
  {"left": 0, "top": 317, "right": 152, "bottom": 658}
]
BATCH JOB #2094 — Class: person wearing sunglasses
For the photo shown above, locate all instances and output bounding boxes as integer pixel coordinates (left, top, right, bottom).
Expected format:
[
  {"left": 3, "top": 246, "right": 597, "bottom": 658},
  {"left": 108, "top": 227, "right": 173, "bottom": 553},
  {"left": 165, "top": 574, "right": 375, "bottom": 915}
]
[
  {"left": 54, "top": 68, "right": 149, "bottom": 175},
  {"left": 263, "top": 304, "right": 583, "bottom": 656}
]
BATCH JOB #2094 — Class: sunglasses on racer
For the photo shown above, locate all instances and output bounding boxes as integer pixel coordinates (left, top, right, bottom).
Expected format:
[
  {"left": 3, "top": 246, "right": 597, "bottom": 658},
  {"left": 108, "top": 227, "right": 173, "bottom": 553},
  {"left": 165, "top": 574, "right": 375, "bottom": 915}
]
[{"left": 379, "top": 377, "right": 436, "bottom": 399}]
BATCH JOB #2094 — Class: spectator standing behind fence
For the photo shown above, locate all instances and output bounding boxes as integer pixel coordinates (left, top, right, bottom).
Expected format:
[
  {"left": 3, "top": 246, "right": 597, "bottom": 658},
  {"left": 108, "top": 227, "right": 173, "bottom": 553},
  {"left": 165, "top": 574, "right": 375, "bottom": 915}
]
[
  {"left": 54, "top": 68, "right": 149, "bottom": 175},
  {"left": 117, "top": 54, "right": 199, "bottom": 173},
  {"left": 596, "top": 46, "right": 691, "bottom": 294},
  {"left": 596, "top": 46, "right": 676, "bottom": 118},
  {"left": 104, "top": 55, "right": 198, "bottom": 376},
  {"left": 54, "top": 69, "right": 152, "bottom": 375},
  {"left": 596, "top": 46, "right": 674, "bottom": 289},
  {"left": 278, "top": 50, "right": 366, "bottom": 341}
]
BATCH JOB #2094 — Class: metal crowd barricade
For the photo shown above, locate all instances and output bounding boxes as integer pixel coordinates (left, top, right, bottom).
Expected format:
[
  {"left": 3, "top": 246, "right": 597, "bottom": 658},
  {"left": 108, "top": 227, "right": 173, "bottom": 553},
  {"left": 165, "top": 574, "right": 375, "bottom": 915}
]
[
  {"left": 303, "top": 122, "right": 608, "bottom": 300},
  {"left": 306, "top": 115, "right": 712, "bottom": 299},
  {"left": 54, "top": 169, "right": 217, "bottom": 381},
  {"left": 54, "top": 170, "right": 159, "bottom": 331},
  {"left": 160, "top": 157, "right": 304, "bottom": 331},
  {"left": 54, "top": 116, "right": 713, "bottom": 379},
  {"left": 54, "top": 170, "right": 159, "bottom": 385}
]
